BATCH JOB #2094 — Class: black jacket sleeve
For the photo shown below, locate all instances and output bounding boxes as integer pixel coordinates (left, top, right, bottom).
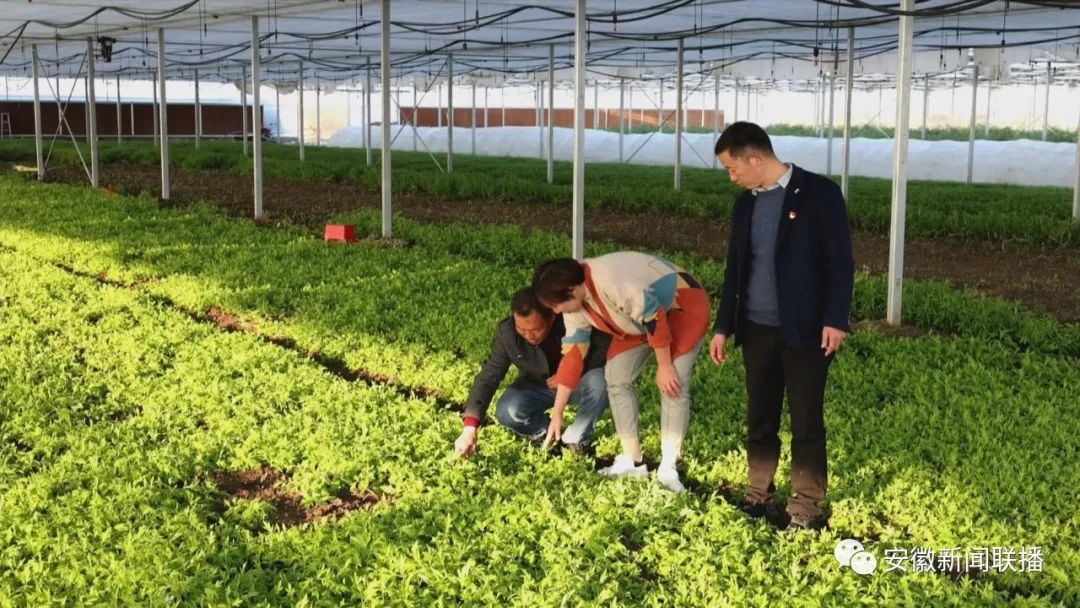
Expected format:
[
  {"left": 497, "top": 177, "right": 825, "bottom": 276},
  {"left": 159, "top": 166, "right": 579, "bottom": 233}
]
[
  {"left": 714, "top": 197, "right": 743, "bottom": 335},
  {"left": 817, "top": 181, "right": 855, "bottom": 332},
  {"left": 463, "top": 324, "right": 512, "bottom": 422}
]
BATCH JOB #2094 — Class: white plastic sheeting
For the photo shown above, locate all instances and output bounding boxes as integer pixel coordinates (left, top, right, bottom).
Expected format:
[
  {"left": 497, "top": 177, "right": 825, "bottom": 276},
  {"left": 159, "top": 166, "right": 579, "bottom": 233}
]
[{"left": 328, "top": 125, "right": 1078, "bottom": 188}]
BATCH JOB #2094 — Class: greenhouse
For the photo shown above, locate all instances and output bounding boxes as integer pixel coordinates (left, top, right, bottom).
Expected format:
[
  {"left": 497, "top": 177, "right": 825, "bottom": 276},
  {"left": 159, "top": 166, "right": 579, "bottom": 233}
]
[{"left": 0, "top": 1, "right": 1078, "bottom": 605}]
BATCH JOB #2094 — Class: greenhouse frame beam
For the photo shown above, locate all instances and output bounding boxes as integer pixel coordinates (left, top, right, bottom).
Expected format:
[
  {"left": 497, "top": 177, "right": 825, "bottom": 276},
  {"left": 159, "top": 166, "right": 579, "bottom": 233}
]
[
  {"left": 380, "top": 0, "right": 392, "bottom": 238},
  {"left": 571, "top": 0, "right": 585, "bottom": 260},
  {"left": 967, "top": 63, "right": 978, "bottom": 185},
  {"left": 887, "top": 0, "right": 915, "bottom": 325},
  {"left": 447, "top": 53, "right": 454, "bottom": 174},
  {"left": 241, "top": 64, "right": 249, "bottom": 158},
  {"left": 158, "top": 28, "right": 170, "bottom": 201},
  {"left": 842, "top": 27, "right": 854, "bottom": 201},
  {"left": 547, "top": 44, "right": 555, "bottom": 185},
  {"left": 298, "top": 61, "right": 306, "bottom": 161},
  {"left": 252, "top": 16, "right": 264, "bottom": 221},
  {"left": 86, "top": 38, "right": 99, "bottom": 189},
  {"left": 31, "top": 45, "right": 44, "bottom": 181},
  {"left": 674, "top": 37, "right": 683, "bottom": 192},
  {"left": 194, "top": 68, "right": 201, "bottom": 150}
]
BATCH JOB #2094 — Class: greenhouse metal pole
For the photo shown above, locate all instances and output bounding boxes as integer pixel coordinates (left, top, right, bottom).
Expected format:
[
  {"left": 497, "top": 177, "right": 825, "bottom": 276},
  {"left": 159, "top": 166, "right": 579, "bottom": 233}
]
[
  {"left": 194, "top": 68, "right": 201, "bottom": 150},
  {"left": 548, "top": 44, "right": 555, "bottom": 184},
  {"left": 921, "top": 74, "right": 929, "bottom": 139},
  {"left": 298, "top": 61, "right": 306, "bottom": 161},
  {"left": 412, "top": 83, "right": 419, "bottom": 152},
  {"left": 157, "top": 29, "right": 170, "bottom": 201},
  {"left": 712, "top": 73, "right": 719, "bottom": 169},
  {"left": 500, "top": 88, "right": 505, "bottom": 126},
  {"left": 130, "top": 103, "right": 135, "bottom": 139},
  {"left": 572, "top": 0, "right": 585, "bottom": 260},
  {"left": 984, "top": 79, "right": 992, "bottom": 138},
  {"left": 84, "top": 77, "right": 91, "bottom": 144},
  {"left": 966, "top": 64, "right": 978, "bottom": 184},
  {"left": 1074, "top": 105, "right": 1079, "bottom": 222},
  {"left": 447, "top": 53, "right": 454, "bottom": 173},
  {"left": 628, "top": 85, "right": 633, "bottom": 129},
  {"left": 618, "top": 76, "right": 625, "bottom": 163},
  {"left": 365, "top": 59, "right": 373, "bottom": 166},
  {"left": 86, "top": 38, "right": 99, "bottom": 189},
  {"left": 380, "top": 0, "right": 392, "bottom": 238},
  {"left": 437, "top": 84, "right": 443, "bottom": 128},
  {"left": 1042, "top": 61, "right": 1051, "bottom": 142},
  {"left": 484, "top": 86, "right": 489, "bottom": 128},
  {"left": 537, "top": 81, "right": 543, "bottom": 157},
  {"left": 31, "top": 45, "right": 44, "bottom": 181},
  {"left": 116, "top": 76, "right": 122, "bottom": 142},
  {"left": 887, "top": 0, "right": 915, "bottom": 326},
  {"left": 733, "top": 78, "right": 739, "bottom": 122},
  {"left": 315, "top": 84, "right": 322, "bottom": 147},
  {"left": 251, "top": 16, "right": 264, "bottom": 220},
  {"left": 471, "top": 82, "right": 477, "bottom": 155},
  {"left": 152, "top": 72, "right": 159, "bottom": 148},
  {"left": 593, "top": 80, "right": 599, "bottom": 130},
  {"left": 276, "top": 88, "right": 281, "bottom": 143},
  {"left": 826, "top": 69, "right": 836, "bottom": 176},
  {"left": 842, "top": 27, "right": 854, "bottom": 201},
  {"left": 674, "top": 38, "right": 683, "bottom": 191},
  {"left": 241, "top": 64, "right": 249, "bottom": 158}
]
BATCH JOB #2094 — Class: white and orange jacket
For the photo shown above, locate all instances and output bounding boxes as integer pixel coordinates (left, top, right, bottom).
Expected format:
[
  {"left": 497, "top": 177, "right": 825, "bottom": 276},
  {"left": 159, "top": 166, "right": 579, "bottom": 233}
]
[{"left": 553, "top": 251, "right": 710, "bottom": 390}]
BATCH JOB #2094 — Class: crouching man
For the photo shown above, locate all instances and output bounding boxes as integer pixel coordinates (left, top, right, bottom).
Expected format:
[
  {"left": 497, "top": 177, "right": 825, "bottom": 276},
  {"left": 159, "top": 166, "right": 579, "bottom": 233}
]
[{"left": 454, "top": 287, "right": 611, "bottom": 457}]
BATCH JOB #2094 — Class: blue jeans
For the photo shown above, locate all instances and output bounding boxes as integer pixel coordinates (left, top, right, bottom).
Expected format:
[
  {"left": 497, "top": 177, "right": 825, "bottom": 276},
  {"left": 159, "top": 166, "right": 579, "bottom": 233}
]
[{"left": 494, "top": 367, "right": 609, "bottom": 446}]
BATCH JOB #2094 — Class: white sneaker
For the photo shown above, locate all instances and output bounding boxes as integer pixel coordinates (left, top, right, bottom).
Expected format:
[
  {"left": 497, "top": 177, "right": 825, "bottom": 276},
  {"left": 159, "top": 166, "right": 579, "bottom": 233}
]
[
  {"left": 656, "top": 462, "right": 685, "bottom": 493},
  {"left": 598, "top": 454, "right": 648, "bottom": 479}
]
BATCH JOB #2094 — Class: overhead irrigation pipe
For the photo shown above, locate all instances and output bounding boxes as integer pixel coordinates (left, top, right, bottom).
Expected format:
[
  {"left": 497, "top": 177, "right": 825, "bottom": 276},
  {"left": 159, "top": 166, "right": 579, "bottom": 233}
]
[
  {"left": 380, "top": 0, "right": 392, "bottom": 239},
  {"left": 887, "top": 0, "right": 915, "bottom": 326}
]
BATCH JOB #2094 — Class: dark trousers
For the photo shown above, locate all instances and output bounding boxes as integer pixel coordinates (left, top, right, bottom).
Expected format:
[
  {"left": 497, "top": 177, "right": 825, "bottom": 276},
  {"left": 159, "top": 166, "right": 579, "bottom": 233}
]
[{"left": 742, "top": 320, "right": 833, "bottom": 518}]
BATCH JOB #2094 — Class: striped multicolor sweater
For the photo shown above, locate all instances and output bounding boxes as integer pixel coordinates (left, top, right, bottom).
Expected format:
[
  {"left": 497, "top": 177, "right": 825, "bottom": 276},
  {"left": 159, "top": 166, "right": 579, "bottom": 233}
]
[{"left": 553, "top": 251, "right": 710, "bottom": 390}]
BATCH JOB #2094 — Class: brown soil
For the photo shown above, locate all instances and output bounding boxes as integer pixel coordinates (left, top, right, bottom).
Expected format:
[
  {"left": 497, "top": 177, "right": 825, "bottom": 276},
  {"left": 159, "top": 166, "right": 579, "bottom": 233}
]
[
  {"left": 203, "top": 466, "right": 383, "bottom": 529},
  {"left": 42, "top": 164, "right": 1080, "bottom": 323}
]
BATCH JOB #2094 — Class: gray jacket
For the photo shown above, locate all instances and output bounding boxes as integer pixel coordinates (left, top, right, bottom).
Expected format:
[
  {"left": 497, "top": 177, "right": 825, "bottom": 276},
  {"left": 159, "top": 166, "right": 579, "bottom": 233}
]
[{"left": 463, "top": 315, "right": 611, "bottom": 422}]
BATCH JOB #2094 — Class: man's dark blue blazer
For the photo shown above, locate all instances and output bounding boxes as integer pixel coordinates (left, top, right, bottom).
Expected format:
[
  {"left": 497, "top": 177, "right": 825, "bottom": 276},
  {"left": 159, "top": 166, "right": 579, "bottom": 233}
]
[{"left": 713, "top": 164, "right": 855, "bottom": 350}]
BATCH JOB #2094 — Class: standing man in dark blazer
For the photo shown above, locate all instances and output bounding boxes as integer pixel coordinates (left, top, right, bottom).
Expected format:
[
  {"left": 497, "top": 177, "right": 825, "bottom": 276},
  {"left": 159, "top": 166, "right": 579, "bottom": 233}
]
[
  {"left": 454, "top": 287, "right": 611, "bottom": 458},
  {"left": 709, "top": 122, "right": 855, "bottom": 530}
]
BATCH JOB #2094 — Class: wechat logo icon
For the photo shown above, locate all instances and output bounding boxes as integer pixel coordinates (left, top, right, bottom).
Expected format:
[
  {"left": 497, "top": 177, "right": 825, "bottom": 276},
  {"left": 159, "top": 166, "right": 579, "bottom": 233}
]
[{"left": 835, "top": 539, "right": 877, "bottom": 575}]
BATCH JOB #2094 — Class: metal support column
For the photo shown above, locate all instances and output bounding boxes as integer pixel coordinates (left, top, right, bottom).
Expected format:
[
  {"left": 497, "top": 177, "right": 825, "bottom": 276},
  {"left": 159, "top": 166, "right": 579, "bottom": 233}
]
[
  {"left": 548, "top": 44, "right": 555, "bottom": 183},
  {"left": 447, "top": 53, "right": 454, "bottom": 172},
  {"left": 886, "top": 0, "right": 914, "bottom": 325},
  {"left": 241, "top": 64, "right": 249, "bottom": 157},
  {"left": 157, "top": 29, "right": 170, "bottom": 200},
  {"left": 572, "top": 0, "right": 586, "bottom": 259},
  {"left": 86, "top": 38, "right": 99, "bottom": 188},
  {"left": 380, "top": 0, "right": 392, "bottom": 237},
  {"left": 31, "top": 45, "right": 44, "bottom": 180},
  {"left": 967, "top": 63, "right": 978, "bottom": 184},
  {"left": 251, "top": 16, "right": 263, "bottom": 219},
  {"left": 298, "top": 61, "right": 306, "bottom": 160},
  {"left": 674, "top": 38, "right": 683, "bottom": 191},
  {"left": 842, "top": 27, "right": 855, "bottom": 201},
  {"left": 194, "top": 68, "right": 201, "bottom": 150}
]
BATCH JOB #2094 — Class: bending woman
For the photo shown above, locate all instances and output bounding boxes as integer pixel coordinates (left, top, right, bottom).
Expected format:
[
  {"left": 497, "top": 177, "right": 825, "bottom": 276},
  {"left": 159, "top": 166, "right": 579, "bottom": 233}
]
[{"left": 532, "top": 252, "right": 709, "bottom": 492}]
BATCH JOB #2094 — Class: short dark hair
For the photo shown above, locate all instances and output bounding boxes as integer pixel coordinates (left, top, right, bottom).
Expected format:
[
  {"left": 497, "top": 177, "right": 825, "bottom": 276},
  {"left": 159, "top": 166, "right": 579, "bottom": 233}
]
[
  {"left": 510, "top": 286, "right": 552, "bottom": 318},
  {"left": 714, "top": 121, "right": 775, "bottom": 158},
  {"left": 532, "top": 258, "right": 585, "bottom": 306}
]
